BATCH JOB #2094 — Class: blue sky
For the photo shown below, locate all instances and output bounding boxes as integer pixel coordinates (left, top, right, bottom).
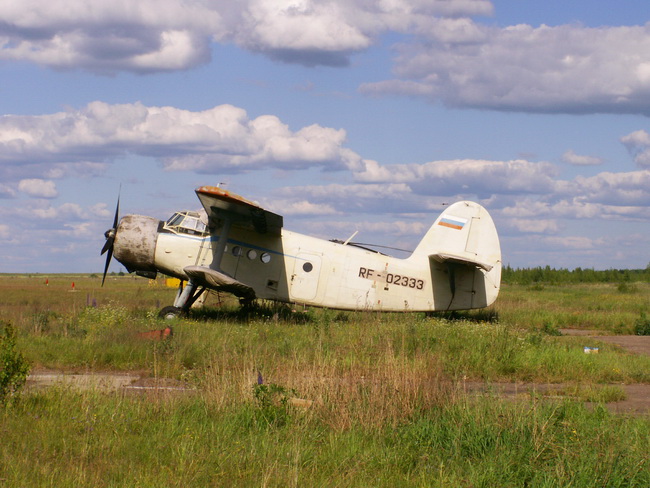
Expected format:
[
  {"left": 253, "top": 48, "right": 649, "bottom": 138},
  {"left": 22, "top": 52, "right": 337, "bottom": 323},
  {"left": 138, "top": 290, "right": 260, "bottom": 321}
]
[{"left": 1, "top": 0, "right": 649, "bottom": 273}]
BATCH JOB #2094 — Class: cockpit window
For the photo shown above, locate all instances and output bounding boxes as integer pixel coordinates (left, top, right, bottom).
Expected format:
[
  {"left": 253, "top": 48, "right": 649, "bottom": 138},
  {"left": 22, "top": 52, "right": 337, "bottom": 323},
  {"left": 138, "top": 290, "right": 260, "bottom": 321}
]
[{"left": 163, "top": 211, "right": 208, "bottom": 236}]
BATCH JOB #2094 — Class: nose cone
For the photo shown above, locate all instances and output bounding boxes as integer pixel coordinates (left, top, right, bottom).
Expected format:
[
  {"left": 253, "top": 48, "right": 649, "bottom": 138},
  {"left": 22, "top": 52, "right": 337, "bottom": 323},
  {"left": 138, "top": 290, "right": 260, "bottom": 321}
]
[{"left": 113, "top": 215, "right": 161, "bottom": 273}]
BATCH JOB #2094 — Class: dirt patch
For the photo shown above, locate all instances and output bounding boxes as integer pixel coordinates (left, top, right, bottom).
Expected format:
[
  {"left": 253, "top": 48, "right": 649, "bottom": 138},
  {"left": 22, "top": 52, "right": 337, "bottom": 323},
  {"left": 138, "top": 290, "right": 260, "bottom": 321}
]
[
  {"left": 27, "top": 370, "right": 193, "bottom": 395},
  {"left": 560, "top": 329, "right": 650, "bottom": 356},
  {"left": 560, "top": 330, "right": 650, "bottom": 414}
]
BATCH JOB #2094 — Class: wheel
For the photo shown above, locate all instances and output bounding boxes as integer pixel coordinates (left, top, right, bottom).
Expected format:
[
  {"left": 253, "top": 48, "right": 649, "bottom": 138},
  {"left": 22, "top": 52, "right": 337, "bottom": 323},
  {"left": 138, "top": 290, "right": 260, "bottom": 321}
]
[{"left": 158, "top": 306, "right": 182, "bottom": 320}]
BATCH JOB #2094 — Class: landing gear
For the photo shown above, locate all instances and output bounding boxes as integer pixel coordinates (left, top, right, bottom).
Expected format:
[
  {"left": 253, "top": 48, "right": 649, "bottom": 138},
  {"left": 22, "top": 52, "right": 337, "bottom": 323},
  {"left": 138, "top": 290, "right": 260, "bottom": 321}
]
[
  {"left": 158, "top": 306, "right": 182, "bottom": 320},
  {"left": 158, "top": 279, "right": 207, "bottom": 319}
]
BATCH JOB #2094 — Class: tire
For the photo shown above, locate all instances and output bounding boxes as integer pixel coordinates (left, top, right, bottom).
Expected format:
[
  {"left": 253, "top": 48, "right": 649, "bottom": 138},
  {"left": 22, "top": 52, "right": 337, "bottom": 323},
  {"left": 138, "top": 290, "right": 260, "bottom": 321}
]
[{"left": 158, "top": 306, "right": 182, "bottom": 320}]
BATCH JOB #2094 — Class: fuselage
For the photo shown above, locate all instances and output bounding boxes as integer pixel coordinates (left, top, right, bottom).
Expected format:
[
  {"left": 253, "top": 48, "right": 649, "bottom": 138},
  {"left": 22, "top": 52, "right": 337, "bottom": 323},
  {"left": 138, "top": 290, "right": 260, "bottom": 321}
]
[{"left": 113, "top": 213, "right": 500, "bottom": 311}]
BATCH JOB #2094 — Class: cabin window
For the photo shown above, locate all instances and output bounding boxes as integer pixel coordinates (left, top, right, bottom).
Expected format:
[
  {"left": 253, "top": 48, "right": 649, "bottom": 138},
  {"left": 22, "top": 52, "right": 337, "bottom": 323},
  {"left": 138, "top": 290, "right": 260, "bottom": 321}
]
[
  {"left": 163, "top": 211, "right": 208, "bottom": 236},
  {"left": 232, "top": 246, "right": 242, "bottom": 257},
  {"left": 303, "top": 262, "right": 313, "bottom": 273},
  {"left": 260, "top": 252, "right": 271, "bottom": 264},
  {"left": 166, "top": 213, "right": 184, "bottom": 227},
  {"left": 247, "top": 249, "right": 257, "bottom": 260}
]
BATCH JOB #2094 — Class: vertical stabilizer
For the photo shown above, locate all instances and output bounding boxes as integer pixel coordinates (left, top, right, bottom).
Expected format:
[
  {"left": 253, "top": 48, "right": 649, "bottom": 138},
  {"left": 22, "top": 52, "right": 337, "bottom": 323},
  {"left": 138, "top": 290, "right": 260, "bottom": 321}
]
[{"left": 410, "top": 201, "right": 501, "bottom": 310}]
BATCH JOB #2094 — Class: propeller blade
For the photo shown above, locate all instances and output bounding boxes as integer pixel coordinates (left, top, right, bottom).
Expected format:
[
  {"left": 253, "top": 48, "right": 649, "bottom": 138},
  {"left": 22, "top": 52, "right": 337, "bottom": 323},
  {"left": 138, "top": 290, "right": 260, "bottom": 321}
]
[
  {"left": 101, "top": 191, "right": 120, "bottom": 287},
  {"left": 100, "top": 235, "right": 114, "bottom": 256},
  {"left": 101, "top": 246, "right": 113, "bottom": 287},
  {"left": 112, "top": 195, "right": 120, "bottom": 229}
]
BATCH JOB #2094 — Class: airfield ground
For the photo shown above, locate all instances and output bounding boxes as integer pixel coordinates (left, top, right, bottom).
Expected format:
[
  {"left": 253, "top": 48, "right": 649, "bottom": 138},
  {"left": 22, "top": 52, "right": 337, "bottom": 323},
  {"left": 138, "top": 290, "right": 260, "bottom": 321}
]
[
  {"left": 2, "top": 275, "right": 649, "bottom": 486},
  {"left": 25, "top": 330, "right": 650, "bottom": 414}
]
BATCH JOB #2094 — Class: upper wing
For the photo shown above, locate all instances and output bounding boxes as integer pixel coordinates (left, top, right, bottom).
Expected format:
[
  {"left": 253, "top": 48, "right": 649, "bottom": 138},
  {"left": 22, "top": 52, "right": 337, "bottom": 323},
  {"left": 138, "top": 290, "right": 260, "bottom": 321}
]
[{"left": 195, "top": 186, "right": 283, "bottom": 235}]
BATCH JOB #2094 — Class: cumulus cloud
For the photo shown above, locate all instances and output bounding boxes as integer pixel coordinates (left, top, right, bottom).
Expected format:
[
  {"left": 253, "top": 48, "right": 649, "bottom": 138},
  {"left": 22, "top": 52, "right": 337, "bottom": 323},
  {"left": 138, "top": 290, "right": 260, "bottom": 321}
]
[
  {"left": 267, "top": 199, "right": 339, "bottom": 216},
  {"left": 561, "top": 150, "right": 603, "bottom": 166},
  {"left": 361, "top": 22, "right": 650, "bottom": 115},
  {"left": 277, "top": 182, "right": 427, "bottom": 213},
  {"left": 621, "top": 130, "right": 650, "bottom": 167},
  {"left": 18, "top": 179, "right": 58, "bottom": 198},
  {"left": 0, "top": 101, "right": 362, "bottom": 175},
  {"left": 4, "top": 0, "right": 650, "bottom": 118},
  {"left": 508, "top": 218, "right": 560, "bottom": 234},
  {"left": 570, "top": 170, "right": 650, "bottom": 206},
  {"left": 0, "top": 0, "right": 221, "bottom": 74},
  {"left": 355, "top": 159, "right": 559, "bottom": 197},
  {"left": 0, "top": 0, "right": 493, "bottom": 72}
]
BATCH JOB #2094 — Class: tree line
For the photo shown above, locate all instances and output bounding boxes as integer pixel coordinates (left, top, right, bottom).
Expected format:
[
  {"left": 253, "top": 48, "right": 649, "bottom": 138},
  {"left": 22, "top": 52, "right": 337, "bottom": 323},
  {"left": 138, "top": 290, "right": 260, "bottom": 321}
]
[{"left": 501, "top": 264, "right": 650, "bottom": 285}]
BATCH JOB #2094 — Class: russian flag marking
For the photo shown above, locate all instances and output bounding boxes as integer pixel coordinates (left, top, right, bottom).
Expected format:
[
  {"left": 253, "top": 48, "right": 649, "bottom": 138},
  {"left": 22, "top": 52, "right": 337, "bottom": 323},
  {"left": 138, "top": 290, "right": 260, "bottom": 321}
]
[{"left": 438, "top": 215, "right": 468, "bottom": 230}]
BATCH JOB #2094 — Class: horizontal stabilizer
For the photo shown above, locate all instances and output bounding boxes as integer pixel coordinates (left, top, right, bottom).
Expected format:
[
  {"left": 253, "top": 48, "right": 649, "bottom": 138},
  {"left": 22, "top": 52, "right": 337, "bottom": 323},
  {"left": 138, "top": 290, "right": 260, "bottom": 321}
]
[
  {"left": 184, "top": 265, "right": 256, "bottom": 300},
  {"left": 430, "top": 253, "right": 494, "bottom": 272}
]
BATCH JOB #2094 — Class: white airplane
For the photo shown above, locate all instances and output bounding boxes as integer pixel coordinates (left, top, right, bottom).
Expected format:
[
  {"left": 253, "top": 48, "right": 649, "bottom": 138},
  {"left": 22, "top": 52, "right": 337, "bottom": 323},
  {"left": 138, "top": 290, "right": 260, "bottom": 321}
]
[{"left": 101, "top": 186, "right": 501, "bottom": 318}]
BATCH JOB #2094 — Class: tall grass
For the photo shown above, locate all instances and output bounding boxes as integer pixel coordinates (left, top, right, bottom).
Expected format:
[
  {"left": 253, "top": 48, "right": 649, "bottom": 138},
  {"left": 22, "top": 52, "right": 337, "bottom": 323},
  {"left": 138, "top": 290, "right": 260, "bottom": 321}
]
[
  {"left": 1, "top": 386, "right": 648, "bottom": 487},
  {"left": 1, "top": 275, "right": 649, "bottom": 486}
]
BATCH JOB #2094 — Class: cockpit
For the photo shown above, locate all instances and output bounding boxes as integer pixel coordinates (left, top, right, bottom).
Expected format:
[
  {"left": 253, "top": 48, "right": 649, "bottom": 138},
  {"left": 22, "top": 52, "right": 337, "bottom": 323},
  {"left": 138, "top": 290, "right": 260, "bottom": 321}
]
[{"left": 162, "top": 210, "right": 209, "bottom": 237}]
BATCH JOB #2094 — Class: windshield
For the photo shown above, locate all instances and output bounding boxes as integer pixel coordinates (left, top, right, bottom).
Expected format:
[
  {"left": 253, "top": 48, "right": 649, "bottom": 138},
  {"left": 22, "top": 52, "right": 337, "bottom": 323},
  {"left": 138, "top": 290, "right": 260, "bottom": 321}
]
[{"left": 163, "top": 211, "right": 208, "bottom": 236}]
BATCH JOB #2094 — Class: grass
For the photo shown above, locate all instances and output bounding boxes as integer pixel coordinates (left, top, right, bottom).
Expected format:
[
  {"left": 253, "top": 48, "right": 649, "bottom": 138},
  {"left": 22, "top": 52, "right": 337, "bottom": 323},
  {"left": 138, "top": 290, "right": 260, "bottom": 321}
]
[
  {"left": 1, "top": 274, "right": 649, "bottom": 486},
  {"left": 1, "top": 387, "right": 648, "bottom": 486},
  {"left": 496, "top": 282, "right": 650, "bottom": 333}
]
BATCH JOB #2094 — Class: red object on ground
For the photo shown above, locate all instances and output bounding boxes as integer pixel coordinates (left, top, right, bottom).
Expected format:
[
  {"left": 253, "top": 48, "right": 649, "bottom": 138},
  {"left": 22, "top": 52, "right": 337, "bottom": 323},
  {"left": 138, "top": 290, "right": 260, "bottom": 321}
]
[{"left": 138, "top": 327, "right": 173, "bottom": 340}]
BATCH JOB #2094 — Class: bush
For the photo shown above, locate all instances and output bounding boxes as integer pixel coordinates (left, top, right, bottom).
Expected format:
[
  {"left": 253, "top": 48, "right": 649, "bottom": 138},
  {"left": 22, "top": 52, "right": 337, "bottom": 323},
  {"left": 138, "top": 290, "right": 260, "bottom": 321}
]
[
  {"left": 0, "top": 322, "right": 31, "bottom": 404},
  {"left": 633, "top": 313, "right": 650, "bottom": 336}
]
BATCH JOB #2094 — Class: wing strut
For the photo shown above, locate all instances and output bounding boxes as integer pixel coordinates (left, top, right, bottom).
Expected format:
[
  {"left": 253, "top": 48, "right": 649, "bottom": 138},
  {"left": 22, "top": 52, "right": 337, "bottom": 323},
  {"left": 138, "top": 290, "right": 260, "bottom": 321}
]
[{"left": 212, "top": 214, "right": 233, "bottom": 271}]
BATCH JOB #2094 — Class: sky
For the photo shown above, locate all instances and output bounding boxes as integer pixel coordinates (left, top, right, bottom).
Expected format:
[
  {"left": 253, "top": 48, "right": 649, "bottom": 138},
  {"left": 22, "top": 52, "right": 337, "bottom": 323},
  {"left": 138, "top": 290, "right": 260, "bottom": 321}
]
[{"left": 1, "top": 0, "right": 649, "bottom": 273}]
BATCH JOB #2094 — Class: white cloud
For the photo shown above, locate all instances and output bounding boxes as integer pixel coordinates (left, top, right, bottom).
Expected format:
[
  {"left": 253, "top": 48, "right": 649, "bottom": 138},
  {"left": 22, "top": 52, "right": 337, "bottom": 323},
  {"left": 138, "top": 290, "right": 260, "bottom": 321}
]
[
  {"left": 268, "top": 199, "right": 339, "bottom": 216},
  {"left": 355, "top": 159, "right": 559, "bottom": 196},
  {"left": 561, "top": 149, "right": 603, "bottom": 166},
  {"left": 501, "top": 196, "right": 650, "bottom": 222},
  {"left": 18, "top": 179, "right": 58, "bottom": 198},
  {"left": 0, "top": 102, "right": 362, "bottom": 175},
  {"left": 0, "top": 0, "right": 221, "bottom": 74},
  {"left": 361, "top": 22, "right": 650, "bottom": 115},
  {"left": 571, "top": 170, "right": 650, "bottom": 206},
  {"left": 30, "top": 203, "right": 85, "bottom": 220},
  {"left": 621, "top": 129, "right": 650, "bottom": 167},
  {"left": 0, "top": 0, "right": 494, "bottom": 72},
  {"left": 508, "top": 218, "right": 560, "bottom": 234}
]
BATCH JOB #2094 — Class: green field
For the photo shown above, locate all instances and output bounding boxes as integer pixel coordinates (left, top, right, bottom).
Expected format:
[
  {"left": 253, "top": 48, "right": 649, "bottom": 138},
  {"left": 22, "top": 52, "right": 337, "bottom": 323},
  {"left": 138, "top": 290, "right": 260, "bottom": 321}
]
[{"left": 1, "top": 274, "right": 649, "bottom": 486}]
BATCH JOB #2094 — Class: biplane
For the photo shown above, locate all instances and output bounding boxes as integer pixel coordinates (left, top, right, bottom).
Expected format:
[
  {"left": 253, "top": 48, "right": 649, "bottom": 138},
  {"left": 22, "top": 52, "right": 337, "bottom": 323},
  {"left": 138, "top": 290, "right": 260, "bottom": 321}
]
[{"left": 101, "top": 186, "right": 501, "bottom": 318}]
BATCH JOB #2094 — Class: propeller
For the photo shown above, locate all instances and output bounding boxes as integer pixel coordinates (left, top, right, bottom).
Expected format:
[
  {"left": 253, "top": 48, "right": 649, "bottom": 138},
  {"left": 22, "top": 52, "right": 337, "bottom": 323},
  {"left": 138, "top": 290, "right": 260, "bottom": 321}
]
[{"left": 101, "top": 195, "right": 120, "bottom": 286}]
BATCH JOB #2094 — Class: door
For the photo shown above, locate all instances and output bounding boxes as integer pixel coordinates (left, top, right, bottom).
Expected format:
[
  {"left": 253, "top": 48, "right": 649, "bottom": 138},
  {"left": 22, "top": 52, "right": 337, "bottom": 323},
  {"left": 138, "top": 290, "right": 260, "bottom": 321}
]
[{"left": 291, "top": 253, "right": 322, "bottom": 301}]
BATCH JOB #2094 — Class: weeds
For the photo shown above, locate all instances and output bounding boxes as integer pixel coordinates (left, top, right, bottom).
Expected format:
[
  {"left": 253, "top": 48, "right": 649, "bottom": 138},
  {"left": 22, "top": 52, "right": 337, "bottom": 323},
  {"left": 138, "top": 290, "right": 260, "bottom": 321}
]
[
  {"left": 634, "top": 312, "right": 650, "bottom": 336},
  {"left": 1, "top": 275, "right": 650, "bottom": 486},
  {"left": 0, "top": 322, "right": 30, "bottom": 404},
  {"left": 252, "top": 382, "right": 297, "bottom": 428}
]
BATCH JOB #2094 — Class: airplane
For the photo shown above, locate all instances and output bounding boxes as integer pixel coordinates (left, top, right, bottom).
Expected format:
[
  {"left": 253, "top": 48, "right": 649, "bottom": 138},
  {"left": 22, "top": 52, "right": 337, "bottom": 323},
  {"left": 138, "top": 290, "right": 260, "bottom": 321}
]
[{"left": 101, "top": 186, "right": 501, "bottom": 318}]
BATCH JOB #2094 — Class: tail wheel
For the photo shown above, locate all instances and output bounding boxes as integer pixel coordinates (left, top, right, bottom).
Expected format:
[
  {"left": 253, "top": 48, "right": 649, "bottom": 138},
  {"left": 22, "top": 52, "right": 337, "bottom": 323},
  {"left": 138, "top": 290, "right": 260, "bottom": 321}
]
[{"left": 158, "top": 306, "right": 182, "bottom": 320}]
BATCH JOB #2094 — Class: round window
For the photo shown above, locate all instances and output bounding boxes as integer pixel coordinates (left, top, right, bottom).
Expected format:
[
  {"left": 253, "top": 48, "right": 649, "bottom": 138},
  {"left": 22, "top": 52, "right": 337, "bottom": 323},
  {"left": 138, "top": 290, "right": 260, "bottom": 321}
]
[
  {"left": 247, "top": 249, "right": 257, "bottom": 260},
  {"left": 260, "top": 252, "right": 271, "bottom": 264},
  {"left": 232, "top": 246, "right": 242, "bottom": 257},
  {"left": 303, "top": 262, "right": 313, "bottom": 273}
]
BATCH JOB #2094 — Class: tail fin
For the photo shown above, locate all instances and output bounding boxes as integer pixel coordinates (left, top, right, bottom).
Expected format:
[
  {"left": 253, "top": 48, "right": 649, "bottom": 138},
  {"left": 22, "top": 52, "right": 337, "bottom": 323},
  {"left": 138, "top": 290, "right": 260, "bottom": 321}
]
[{"left": 410, "top": 201, "right": 501, "bottom": 310}]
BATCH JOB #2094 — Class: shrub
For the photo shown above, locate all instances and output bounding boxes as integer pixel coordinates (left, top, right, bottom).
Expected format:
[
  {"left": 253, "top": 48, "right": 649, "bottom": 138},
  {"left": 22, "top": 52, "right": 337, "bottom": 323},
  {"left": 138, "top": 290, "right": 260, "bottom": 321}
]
[
  {"left": 252, "top": 382, "right": 297, "bottom": 428},
  {"left": 633, "top": 313, "right": 650, "bottom": 336},
  {"left": 0, "top": 322, "right": 31, "bottom": 404}
]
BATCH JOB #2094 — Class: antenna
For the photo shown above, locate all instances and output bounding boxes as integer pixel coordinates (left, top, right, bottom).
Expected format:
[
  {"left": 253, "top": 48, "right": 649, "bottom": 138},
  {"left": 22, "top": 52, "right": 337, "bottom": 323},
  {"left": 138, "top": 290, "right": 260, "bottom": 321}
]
[{"left": 343, "top": 230, "right": 359, "bottom": 246}]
